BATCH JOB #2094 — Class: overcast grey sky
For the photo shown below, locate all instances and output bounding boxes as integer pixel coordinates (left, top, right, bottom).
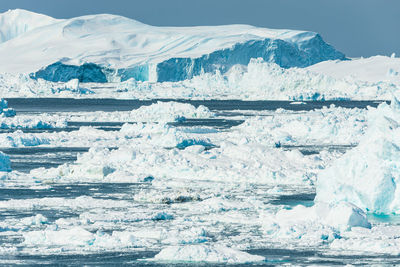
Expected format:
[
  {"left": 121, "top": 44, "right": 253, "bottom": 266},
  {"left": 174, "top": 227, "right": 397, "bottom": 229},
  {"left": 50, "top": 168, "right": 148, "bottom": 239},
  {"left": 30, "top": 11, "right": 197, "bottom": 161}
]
[{"left": 1, "top": 0, "right": 399, "bottom": 57}]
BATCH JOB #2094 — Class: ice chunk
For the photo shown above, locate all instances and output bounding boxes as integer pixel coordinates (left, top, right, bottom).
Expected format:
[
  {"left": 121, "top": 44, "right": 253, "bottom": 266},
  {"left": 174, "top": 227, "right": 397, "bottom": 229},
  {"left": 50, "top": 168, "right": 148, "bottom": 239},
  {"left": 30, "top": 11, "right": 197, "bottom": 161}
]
[
  {"left": 274, "top": 202, "right": 370, "bottom": 231},
  {"left": 0, "top": 152, "right": 11, "bottom": 172},
  {"left": 330, "top": 224, "right": 400, "bottom": 255},
  {"left": 23, "top": 227, "right": 95, "bottom": 247},
  {"left": 21, "top": 214, "right": 48, "bottom": 226},
  {"left": 0, "top": 99, "right": 15, "bottom": 117},
  {"left": 261, "top": 202, "right": 370, "bottom": 247},
  {"left": 129, "top": 101, "right": 214, "bottom": 122},
  {"left": 151, "top": 244, "right": 265, "bottom": 263}
]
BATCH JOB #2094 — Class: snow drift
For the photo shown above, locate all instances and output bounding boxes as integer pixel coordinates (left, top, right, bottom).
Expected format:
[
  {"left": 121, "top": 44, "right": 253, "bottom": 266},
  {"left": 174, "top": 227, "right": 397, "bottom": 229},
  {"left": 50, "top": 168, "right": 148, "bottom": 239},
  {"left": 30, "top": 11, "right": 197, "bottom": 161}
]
[{"left": 0, "top": 9, "right": 345, "bottom": 83}]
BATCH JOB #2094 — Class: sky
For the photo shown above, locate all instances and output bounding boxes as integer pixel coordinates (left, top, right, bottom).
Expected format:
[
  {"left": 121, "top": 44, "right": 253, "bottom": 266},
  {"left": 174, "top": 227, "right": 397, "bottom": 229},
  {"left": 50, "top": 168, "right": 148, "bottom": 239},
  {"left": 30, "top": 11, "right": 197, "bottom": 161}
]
[{"left": 1, "top": 0, "right": 399, "bottom": 57}]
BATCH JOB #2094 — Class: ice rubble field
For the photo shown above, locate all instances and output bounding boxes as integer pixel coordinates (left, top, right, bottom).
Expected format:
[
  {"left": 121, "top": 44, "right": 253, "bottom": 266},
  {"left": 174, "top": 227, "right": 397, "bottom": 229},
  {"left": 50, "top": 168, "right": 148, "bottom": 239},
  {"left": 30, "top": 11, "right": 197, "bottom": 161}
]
[
  {"left": 2, "top": 97, "right": 400, "bottom": 264},
  {"left": 1, "top": 8, "right": 400, "bottom": 266}
]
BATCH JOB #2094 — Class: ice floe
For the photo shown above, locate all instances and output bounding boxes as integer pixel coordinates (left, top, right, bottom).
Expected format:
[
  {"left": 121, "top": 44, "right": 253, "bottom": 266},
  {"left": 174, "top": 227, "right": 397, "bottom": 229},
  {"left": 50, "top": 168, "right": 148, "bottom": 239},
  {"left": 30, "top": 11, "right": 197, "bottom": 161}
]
[{"left": 150, "top": 244, "right": 265, "bottom": 263}]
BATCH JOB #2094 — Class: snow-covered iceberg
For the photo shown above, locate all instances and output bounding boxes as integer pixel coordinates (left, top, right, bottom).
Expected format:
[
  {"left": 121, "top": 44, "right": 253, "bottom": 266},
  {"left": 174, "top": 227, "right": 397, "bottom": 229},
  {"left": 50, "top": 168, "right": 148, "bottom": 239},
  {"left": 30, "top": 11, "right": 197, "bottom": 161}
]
[
  {"left": 0, "top": 9, "right": 345, "bottom": 83},
  {"left": 315, "top": 93, "right": 400, "bottom": 214}
]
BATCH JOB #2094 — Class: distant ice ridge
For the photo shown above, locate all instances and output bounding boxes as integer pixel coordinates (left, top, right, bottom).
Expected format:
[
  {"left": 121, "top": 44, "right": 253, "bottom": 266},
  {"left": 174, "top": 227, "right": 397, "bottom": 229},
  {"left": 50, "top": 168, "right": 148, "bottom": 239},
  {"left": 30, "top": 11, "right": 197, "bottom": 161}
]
[
  {"left": 0, "top": 9, "right": 345, "bottom": 82},
  {"left": 1, "top": 58, "right": 397, "bottom": 100},
  {"left": 315, "top": 93, "right": 400, "bottom": 214}
]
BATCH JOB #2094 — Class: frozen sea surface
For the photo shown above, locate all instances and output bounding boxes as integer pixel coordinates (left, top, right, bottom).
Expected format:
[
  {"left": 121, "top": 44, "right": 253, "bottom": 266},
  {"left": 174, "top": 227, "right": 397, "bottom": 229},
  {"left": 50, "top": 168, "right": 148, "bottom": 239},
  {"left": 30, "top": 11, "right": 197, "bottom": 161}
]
[{"left": 1, "top": 99, "right": 399, "bottom": 266}]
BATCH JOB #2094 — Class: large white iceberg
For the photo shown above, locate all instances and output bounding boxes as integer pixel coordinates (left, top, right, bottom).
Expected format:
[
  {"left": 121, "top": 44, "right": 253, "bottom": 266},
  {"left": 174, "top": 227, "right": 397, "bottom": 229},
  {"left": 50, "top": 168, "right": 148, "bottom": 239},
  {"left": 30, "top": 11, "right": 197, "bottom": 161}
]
[
  {"left": 0, "top": 9, "right": 344, "bottom": 83},
  {"left": 315, "top": 93, "right": 400, "bottom": 214}
]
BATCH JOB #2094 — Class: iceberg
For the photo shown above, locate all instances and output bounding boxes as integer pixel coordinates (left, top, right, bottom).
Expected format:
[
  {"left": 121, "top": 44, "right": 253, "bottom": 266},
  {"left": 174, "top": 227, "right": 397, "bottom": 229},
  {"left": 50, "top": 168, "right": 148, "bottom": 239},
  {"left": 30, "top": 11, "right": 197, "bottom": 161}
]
[
  {"left": 315, "top": 93, "right": 400, "bottom": 214},
  {"left": 151, "top": 244, "right": 265, "bottom": 263},
  {"left": 0, "top": 9, "right": 345, "bottom": 83}
]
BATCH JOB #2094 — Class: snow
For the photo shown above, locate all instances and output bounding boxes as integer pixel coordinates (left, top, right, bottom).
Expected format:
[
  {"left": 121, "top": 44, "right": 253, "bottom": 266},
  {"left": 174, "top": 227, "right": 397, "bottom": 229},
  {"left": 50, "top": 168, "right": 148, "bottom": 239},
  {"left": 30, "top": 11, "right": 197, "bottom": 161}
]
[
  {"left": 0, "top": 9, "right": 344, "bottom": 82},
  {"left": 151, "top": 244, "right": 265, "bottom": 263},
  {"left": 315, "top": 93, "right": 400, "bottom": 214}
]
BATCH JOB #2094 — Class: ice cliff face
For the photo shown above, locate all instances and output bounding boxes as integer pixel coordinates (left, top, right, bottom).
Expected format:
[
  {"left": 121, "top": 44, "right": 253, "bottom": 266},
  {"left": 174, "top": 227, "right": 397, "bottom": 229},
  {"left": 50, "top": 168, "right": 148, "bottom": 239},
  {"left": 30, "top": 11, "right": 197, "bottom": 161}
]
[{"left": 0, "top": 9, "right": 345, "bottom": 83}]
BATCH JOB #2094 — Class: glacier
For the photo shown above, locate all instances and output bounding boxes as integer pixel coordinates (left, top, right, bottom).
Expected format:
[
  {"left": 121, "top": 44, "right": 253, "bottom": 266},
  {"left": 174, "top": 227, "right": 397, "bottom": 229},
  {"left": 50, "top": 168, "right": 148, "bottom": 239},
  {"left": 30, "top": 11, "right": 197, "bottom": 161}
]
[{"left": 0, "top": 9, "right": 345, "bottom": 83}]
